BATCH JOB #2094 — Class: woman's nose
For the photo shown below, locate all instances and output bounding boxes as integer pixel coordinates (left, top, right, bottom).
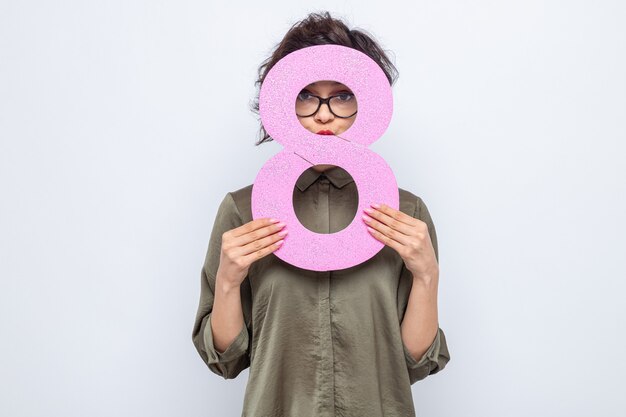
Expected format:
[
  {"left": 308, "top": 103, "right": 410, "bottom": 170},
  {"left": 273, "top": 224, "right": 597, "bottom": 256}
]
[{"left": 315, "top": 102, "right": 334, "bottom": 123}]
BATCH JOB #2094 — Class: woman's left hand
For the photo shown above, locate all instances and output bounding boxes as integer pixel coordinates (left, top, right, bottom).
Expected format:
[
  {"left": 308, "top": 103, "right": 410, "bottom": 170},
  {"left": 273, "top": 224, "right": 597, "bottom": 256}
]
[{"left": 362, "top": 203, "right": 439, "bottom": 284}]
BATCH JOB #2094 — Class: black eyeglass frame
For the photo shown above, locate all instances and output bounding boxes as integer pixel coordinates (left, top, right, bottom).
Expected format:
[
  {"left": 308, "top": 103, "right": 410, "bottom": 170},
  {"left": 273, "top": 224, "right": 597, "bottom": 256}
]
[{"left": 295, "top": 93, "right": 358, "bottom": 119}]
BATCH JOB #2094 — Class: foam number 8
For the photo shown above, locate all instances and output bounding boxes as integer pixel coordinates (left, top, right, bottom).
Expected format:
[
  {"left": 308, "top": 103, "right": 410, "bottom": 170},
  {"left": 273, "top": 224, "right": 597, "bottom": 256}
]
[{"left": 251, "top": 45, "right": 399, "bottom": 271}]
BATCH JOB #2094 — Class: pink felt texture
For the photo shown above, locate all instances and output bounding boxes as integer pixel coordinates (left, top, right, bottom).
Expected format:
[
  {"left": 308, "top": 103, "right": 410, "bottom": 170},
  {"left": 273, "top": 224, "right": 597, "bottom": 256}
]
[{"left": 251, "top": 44, "right": 399, "bottom": 271}]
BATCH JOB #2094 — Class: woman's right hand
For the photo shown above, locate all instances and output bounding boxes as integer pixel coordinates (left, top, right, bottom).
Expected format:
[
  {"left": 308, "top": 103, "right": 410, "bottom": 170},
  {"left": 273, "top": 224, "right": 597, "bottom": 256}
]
[{"left": 216, "top": 218, "right": 288, "bottom": 288}]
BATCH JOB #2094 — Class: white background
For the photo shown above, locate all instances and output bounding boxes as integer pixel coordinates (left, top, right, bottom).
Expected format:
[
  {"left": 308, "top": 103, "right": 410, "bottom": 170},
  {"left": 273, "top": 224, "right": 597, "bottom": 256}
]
[{"left": 1, "top": 1, "right": 625, "bottom": 416}]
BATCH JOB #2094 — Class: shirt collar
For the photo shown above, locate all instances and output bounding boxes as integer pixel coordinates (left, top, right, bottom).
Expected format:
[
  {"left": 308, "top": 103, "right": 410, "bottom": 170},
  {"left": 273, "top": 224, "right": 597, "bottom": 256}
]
[{"left": 295, "top": 166, "right": 355, "bottom": 192}]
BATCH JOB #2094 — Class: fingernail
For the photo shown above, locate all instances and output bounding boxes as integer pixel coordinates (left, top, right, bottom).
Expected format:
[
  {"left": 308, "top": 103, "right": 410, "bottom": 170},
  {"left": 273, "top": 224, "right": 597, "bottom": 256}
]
[
  {"left": 362, "top": 214, "right": 371, "bottom": 222},
  {"left": 371, "top": 203, "right": 381, "bottom": 209},
  {"left": 278, "top": 229, "right": 288, "bottom": 236},
  {"left": 276, "top": 240, "right": 284, "bottom": 246},
  {"left": 364, "top": 207, "right": 373, "bottom": 214},
  {"left": 276, "top": 222, "right": 286, "bottom": 228},
  {"left": 270, "top": 218, "right": 280, "bottom": 223}
]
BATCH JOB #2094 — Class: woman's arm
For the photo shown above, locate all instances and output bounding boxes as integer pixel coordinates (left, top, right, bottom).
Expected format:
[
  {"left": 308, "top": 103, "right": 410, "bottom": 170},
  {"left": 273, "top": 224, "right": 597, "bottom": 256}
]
[
  {"left": 191, "top": 192, "right": 252, "bottom": 380},
  {"left": 192, "top": 192, "right": 286, "bottom": 379},
  {"left": 211, "top": 274, "right": 246, "bottom": 353},
  {"left": 363, "top": 194, "right": 450, "bottom": 382},
  {"left": 400, "top": 273, "right": 439, "bottom": 360}
]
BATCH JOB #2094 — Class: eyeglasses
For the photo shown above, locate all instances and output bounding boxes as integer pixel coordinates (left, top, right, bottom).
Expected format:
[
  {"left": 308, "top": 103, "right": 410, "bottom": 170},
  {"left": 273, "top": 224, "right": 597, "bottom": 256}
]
[{"left": 295, "top": 91, "right": 358, "bottom": 118}]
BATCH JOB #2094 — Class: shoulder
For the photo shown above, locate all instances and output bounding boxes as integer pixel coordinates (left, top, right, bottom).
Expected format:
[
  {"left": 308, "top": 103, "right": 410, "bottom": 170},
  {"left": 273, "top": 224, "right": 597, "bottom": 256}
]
[
  {"left": 398, "top": 187, "right": 429, "bottom": 220},
  {"left": 399, "top": 186, "right": 439, "bottom": 257},
  {"left": 227, "top": 184, "right": 254, "bottom": 224}
]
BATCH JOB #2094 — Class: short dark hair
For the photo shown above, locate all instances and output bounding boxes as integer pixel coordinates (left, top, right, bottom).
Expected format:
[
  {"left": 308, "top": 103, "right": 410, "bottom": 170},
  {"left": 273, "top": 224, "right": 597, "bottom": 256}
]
[{"left": 250, "top": 11, "right": 399, "bottom": 146}]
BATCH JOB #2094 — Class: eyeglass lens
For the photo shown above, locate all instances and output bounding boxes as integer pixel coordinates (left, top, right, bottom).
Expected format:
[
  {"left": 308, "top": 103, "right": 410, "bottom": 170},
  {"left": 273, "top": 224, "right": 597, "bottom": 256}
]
[{"left": 295, "top": 91, "right": 358, "bottom": 118}]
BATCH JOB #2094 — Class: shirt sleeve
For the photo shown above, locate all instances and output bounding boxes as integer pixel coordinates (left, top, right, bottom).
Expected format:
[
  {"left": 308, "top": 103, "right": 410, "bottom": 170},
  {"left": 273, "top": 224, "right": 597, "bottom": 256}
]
[
  {"left": 402, "top": 327, "right": 450, "bottom": 384},
  {"left": 398, "top": 195, "right": 451, "bottom": 384},
  {"left": 191, "top": 192, "right": 251, "bottom": 380}
]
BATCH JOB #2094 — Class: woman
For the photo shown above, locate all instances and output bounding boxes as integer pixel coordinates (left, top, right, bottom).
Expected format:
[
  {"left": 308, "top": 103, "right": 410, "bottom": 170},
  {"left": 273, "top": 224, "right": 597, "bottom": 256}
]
[{"left": 192, "top": 11, "right": 450, "bottom": 417}]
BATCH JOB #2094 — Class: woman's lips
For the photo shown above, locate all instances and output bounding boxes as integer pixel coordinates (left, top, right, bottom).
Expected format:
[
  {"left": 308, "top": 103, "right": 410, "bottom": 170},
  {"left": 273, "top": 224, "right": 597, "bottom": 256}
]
[{"left": 317, "top": 130, "right": 334, "bottom": 135}]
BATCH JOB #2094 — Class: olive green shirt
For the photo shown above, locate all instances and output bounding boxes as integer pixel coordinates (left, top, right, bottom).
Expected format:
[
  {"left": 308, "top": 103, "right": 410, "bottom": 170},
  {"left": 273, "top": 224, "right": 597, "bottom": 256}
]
[{"left": 192, "top": 166, "right": 450, "bottom": 417}]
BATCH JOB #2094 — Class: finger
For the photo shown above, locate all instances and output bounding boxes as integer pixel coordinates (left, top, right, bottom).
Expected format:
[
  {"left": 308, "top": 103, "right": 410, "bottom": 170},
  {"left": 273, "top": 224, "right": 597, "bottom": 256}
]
[
  {"left": 230, "top": 217, "right": 281, "bottom": 238},
  {"left": 365, "top": 225, "right": 406, "bottom": 254},
  {"left": 362, "top": 213, "right": 412, "bottom": 246},
  {"left": 370, "top": 203, "right": 420, "bottom": 231},
  {"left": 229, "top": 220, "right": 283, "bottom": 248},
  {"left": 242, "top": 238, "right": 285, "bottom": 263},
  {"left": 239, "top": 227, "right": 288, "bottom": 257},
  {"left": 362, "top": 206, "right": 415, "bottom": 241}
]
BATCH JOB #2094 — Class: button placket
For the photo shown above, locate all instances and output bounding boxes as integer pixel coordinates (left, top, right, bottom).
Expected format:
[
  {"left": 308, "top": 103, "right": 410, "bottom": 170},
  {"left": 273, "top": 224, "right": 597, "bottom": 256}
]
[{"left": 316, "top": 174, "right": 335, "bottom": 416}]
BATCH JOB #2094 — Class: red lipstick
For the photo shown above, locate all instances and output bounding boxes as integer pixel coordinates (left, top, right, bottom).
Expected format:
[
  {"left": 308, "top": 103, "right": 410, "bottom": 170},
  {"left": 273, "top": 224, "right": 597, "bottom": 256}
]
[{"left": 317, "top": 130, "right": 334, "bottom": 135}]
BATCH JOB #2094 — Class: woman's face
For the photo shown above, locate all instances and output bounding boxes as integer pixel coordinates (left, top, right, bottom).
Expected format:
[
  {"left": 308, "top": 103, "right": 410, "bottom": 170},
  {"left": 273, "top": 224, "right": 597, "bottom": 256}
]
[
  {"left": 296, "top": 80, "right": 357, "bottom": 136},
  {"left": 295, "top": 80, "right": 357, "bottom": 172}
]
